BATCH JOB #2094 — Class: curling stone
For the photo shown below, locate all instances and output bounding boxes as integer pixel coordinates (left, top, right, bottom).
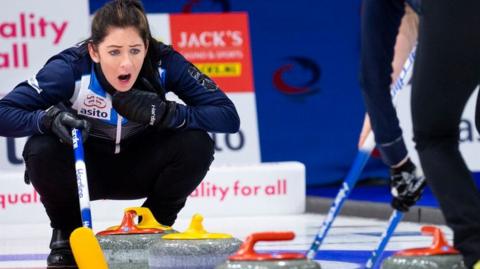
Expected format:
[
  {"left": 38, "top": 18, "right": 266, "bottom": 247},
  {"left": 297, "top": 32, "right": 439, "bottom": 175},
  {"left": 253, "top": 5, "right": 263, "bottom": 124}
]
[
  {"left": 148, "top": 213, "right": 243, "bottom": 269},
  {"left": 382, "top": 225, "right": 466, "bottom": 269},
  {"left": 96, "top": 207, "right": 173, "bottom": 269},
  {"left": 216, "top": 231, "right": 321, "bottom": 269}
]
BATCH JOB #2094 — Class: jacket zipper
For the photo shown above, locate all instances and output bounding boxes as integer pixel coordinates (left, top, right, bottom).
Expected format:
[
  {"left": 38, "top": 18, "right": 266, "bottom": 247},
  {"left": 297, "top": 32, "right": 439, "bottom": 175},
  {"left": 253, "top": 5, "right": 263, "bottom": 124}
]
[{"left": 115, "top": 114, "right": 122, "bottom": 154}]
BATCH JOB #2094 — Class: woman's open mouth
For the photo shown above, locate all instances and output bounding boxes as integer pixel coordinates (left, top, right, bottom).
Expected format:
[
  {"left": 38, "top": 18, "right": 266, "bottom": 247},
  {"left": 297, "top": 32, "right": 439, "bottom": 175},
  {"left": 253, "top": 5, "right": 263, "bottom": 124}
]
[{"left": 118, "top": 74, "right": 131, "bottom": 82}]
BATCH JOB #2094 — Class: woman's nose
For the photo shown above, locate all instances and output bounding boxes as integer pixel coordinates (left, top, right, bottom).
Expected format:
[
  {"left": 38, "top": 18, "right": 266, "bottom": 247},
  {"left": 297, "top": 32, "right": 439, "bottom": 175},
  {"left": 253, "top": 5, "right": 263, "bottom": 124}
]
[{"left": 120, "top": 54, "right": 133, "bottom": 69}]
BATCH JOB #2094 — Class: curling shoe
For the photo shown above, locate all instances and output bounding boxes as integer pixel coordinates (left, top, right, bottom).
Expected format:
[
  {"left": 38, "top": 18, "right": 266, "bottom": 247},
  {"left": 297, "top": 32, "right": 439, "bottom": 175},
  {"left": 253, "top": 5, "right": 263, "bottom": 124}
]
[{"left": 47, "top": 228, "right": 78, "bottom": 268}]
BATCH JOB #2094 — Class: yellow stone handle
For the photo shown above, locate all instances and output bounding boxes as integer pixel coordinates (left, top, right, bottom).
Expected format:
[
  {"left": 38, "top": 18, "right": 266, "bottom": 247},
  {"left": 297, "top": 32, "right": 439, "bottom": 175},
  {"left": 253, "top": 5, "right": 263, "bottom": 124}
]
[
  {"left": 184, "top": 214, "right": 207, "bottom": 234},
  {"left": 163, "top": 213, "right": 233, "bottom": 239},
  {"left": 126, "top": 207, "right": 172, "bottom": 230}
]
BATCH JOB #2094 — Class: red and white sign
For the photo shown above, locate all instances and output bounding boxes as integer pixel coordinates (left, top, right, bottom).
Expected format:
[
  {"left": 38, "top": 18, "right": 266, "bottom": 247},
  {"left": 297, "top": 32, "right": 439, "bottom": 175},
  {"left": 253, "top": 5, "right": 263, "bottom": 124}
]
[
  {"left": 181, "top": 162, "right": 305, "bottom": 216},
  {"left": 0, "top": 0, "right": 90, "bottom": 96},
  {"left": 0, "top": 0, "right": 90, "bottom": 171},
  {"left": 0, "top": 162, "right": 305, "bottom": 224},
  {"left": 170, "top": 13, "right": 254, "bottom": 92}
]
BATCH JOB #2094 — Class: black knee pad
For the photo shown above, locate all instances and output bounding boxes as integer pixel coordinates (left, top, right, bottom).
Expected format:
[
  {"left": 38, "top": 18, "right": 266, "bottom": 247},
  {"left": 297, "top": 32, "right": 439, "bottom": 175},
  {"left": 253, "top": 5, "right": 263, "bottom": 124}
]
[
  {"left": 178, "top": 130, "right": 215, "bottom": 168},
  {"left": 23, "top": 135, "right": 68, "bottom": 158}
]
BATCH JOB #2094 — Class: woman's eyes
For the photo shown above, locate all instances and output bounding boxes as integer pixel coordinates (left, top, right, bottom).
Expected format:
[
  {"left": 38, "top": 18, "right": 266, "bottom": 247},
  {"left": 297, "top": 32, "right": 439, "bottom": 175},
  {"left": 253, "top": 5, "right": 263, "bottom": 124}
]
[
  {"left": 108, "top": 48, "right": 141, "bottom": 56},
  {"left": 130, "top": 48, "right": 141, "bottom": 55},
  {"left": 108, "top": 50, "right": 120, "bottom": 56}
]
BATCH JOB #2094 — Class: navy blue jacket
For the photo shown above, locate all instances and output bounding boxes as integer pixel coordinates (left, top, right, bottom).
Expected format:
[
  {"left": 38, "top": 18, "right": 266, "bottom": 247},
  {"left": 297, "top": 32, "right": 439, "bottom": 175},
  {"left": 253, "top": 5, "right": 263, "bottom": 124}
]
[{"left": 0, "top": 42, "right": 240, "bottom": 146}]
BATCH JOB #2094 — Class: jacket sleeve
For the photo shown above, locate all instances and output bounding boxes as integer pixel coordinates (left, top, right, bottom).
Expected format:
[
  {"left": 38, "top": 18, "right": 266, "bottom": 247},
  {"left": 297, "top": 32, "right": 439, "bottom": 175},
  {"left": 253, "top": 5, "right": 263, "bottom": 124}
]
[
  {"left": 163, "top": 51, "right": 240, "bottom": 133},
  {"left": 0, "top": 59, "right": 75, "bottom": 137}
]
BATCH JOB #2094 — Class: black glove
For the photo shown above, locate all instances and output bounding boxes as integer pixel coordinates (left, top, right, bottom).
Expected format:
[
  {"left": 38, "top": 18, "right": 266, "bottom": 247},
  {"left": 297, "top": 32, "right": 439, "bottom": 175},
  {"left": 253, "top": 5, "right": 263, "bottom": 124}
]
[
  {"left": 390, "top": 159, "right": 427, "bottom": 212},
  {"left": 41, "top": 106, "right": 90, "bottom": 145},
  {"left": 112, "top": 89, "right": 177, "bottom": 130}
]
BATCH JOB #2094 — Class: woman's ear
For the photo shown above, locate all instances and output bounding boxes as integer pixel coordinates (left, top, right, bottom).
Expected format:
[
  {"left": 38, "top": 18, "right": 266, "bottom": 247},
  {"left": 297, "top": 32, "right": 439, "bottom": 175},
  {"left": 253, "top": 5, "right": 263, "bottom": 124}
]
[{"left": 88, "top": 42, "right": 100, "bottom": 63}]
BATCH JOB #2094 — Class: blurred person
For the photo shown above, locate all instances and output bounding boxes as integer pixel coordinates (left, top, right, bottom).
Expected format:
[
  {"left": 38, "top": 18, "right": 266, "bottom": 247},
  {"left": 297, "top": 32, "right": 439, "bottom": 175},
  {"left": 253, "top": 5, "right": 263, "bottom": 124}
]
[
  {"left": 411, "top": 0, "right": 480, "bottom": 267},
  {"left": 0, "top": 0, "right": 239, "bottom": 267},
  {"left": 358, "top": 1, "right": 426, "bottom": 212}
]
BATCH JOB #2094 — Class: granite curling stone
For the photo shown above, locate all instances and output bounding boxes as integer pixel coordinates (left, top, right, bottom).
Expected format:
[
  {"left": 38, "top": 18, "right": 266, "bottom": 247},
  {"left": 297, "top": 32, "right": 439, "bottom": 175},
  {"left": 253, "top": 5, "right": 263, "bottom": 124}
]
[
  {"left": 148, "top": 213, "right": 243, "bottom": 269},
  {"left": 96, "top": 207, "right": 174, "bottom": 269},
  {"left": 216, "top": 231, "right": 321, "bottom": 269},
  {"left": 382, "top": 225, "right": 466, "bottom": 269}
]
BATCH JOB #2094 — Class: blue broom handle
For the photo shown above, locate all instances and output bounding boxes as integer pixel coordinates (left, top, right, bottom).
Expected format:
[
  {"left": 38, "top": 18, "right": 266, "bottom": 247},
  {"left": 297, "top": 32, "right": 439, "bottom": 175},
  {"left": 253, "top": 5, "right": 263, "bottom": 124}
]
[
  {"left": 365, "top": 210, "right": 404, "bottom": 269},
  {"left": 306, "top": 46, "right": 416, "bottom": 260},
  {"left": 306, "top": 138, "right": 374, "bottom": 259},
  {"left": 72, "top": 128, "right": 92, "bottom": 229}
]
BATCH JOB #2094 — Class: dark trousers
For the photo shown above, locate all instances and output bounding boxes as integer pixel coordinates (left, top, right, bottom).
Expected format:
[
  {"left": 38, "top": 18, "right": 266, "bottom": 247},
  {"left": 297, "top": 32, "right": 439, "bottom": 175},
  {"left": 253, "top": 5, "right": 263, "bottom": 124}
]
[
  {"left": 359, "top": 0, "right": 408, "bottom": 166},
  {"left": 412, "top": 0, "right": 480, "bottom": 267},
  {"left": 23, "top": 129, "right": 214, "bottom": 229}
]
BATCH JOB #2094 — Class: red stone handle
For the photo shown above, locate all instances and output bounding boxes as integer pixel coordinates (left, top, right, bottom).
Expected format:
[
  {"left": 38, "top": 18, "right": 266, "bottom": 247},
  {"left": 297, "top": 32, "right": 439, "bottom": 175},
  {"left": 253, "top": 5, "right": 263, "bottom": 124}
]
[
  {"left": 395, "top": 225, "right": 459, "bottom": 256},
  {"left": 229, "top": 231, "right": 306, "bottom": 261},
  {"left": 97, "top": 210, "right": 164, "bottom": 236}
]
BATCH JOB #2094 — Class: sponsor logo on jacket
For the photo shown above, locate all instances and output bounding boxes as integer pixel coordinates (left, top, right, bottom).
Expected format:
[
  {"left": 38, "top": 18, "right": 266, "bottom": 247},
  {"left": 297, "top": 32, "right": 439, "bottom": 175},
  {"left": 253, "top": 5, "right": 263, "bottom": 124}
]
[{"left": 78, "top": 93, "right": 111, "bottom": 120}]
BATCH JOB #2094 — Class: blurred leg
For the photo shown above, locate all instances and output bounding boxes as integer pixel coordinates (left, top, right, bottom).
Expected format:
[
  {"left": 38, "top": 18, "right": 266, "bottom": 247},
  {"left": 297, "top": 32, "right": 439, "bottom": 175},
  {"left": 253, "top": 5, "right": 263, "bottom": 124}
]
[{"left": 412, "top": 0, "right": 480, "bottom": 266}]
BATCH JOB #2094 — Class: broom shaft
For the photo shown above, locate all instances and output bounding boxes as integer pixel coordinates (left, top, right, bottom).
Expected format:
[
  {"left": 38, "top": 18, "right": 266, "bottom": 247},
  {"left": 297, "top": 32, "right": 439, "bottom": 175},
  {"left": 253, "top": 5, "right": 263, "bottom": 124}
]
[
  {"left": 72, "top": 128, "right": 92, "bottom": 229},
  {"left": 306, "top": 47, "right": 416, "bottom": 259},
  {"left": 365, "top": 210, "right": 404, "bottom": 269}
]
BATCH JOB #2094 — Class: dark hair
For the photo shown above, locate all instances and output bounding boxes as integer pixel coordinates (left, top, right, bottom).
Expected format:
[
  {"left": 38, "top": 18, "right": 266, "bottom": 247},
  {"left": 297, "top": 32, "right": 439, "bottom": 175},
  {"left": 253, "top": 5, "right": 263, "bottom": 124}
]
[
  {"left": 89, "top": 0, "right": 170, "bottom": 93},
  {"left": 90, "top": 0, "right": 151, "bottom": 46}
]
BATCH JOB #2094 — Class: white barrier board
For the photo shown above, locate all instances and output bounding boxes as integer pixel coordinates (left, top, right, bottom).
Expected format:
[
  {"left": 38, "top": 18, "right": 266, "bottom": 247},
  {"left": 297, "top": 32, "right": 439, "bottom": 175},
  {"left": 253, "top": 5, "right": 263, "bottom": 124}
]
[{"left": 0, "top": 162, "right": 305, "bottom": 224}]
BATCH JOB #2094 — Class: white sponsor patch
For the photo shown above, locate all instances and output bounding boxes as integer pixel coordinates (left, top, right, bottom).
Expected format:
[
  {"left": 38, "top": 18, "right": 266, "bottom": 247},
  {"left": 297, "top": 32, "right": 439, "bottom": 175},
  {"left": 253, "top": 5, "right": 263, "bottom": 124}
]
[
  {"left": 72, "top": 75, "right": 112, "bottom": 120},
  {"left": 77, "top": 92, "right": 111, "bottom": 120}
]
